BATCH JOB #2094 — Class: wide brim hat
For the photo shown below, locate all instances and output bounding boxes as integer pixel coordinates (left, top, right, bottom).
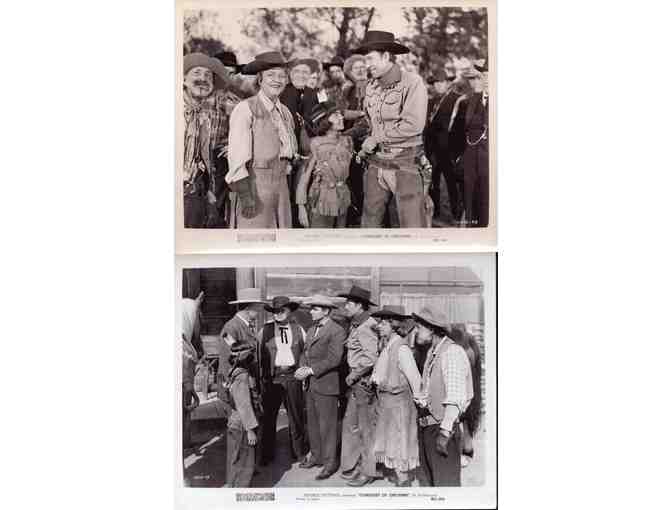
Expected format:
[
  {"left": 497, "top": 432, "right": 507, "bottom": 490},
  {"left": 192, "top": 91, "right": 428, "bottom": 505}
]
[
  {"left": 304, "top": 295, "right": 339, "bottom": 309},
  {"left": 264, "top": 296, "right": 300, "bottom": 313},
  {"left": 322, "top": 56, "right": 345, "bottom": 69},
  {"left": 240, "top": 51, "right": 289, "bottom": 75},
  {"left": 309, "top": 100, "right": 340, "bottom": 125},
  {"left": 352, "top": 30, "right": 409, "bottom": 55},
  {"left": 184, "top": 52, "right": 232, "bottom": 90},
  {"left": 371, "top": 305, "right": 410, "bottom": 321},
  {"left": 338, "top": 285, "right": 377, "bottom": 307},
  {"left": 229, "top": 287, "right": 266, "bottom": 305},
  {"left": 412, "top": 306, "right": 450, "bottom": 332},
  {"left": 289, "top": 57, "right": 320, "bottom": 74},
  {"left": 213, "top": 50, "right": 244, "bottom": 73}
]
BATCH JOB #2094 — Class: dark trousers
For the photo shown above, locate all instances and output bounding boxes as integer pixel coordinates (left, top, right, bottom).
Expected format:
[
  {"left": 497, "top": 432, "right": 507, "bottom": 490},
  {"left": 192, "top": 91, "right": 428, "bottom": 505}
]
[
  {"left": 306, "top": 389, "right": 339, "bottom": 470},
  {"left": 346, "top": 158, "right": 365, "bottom": 227},
  {"left": 226, "top": 426, "right": 256, "bottom": 487},
  {"left": 431, "top": 155, "right": 461, "bottom": 222},
  {"left": 419, "top": 423, "right": 462, "bottom": 486},
  {"left": 261, "top": 375, "right": 308, "bottom": 462},
  {"left": 184, "top": 192, "right": 206, "bottom": 228},
  {"left": 462, "top": 143, "right": 489, "bottom": 227}
]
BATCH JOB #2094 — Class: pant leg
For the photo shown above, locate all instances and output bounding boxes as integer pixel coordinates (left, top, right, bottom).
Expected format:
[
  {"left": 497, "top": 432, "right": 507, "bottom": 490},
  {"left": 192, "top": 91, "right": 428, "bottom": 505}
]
[
  {"left": 346, "top": 158, "right": 365, "bottom": 227},
  {"left": 361, "top": 164, "right": 390, "bottom": 228},
  {"left": 424, "top": 423, "right": 461, "bottom": 487},
  {"left": 477, "top": 146, "right": 489, "bottom": 227},
  {"left": 309, "top": 210, "right": 336, "bottom": 228},
  {"left": 340, "top": 388, "right": 361, "bottom": 472},
  {"left": 227, "top": 426, "right": 256, "bottom": 487},
  {"left": 306, "top": 389, "right": 323, "bottom": 463},
  {"left": 419, "top": 426, "right": 435, "bottom": 486},
  {"left": 441, "top": 158, "right": 461, "bottom": 222},
  {"left": 283, "top": 378, "right": 308, "bottom": 459},
  {"left": 394, "top": 170, "right": 427, "bottom": 228},
  {"left": 275, "top": 160, "right": 292, "bottom": 229},
  {"left": 261, "top": 382, "right": 283, "bottom": 462},
  {"left": 354, "top": 385, "right": 377, "bottom": 478},
  {"left": 316, "top": 393, "right": 340, "bottom": 471},
  {"left": 184, "top": 192, "right": 206, "bottom": 228}
]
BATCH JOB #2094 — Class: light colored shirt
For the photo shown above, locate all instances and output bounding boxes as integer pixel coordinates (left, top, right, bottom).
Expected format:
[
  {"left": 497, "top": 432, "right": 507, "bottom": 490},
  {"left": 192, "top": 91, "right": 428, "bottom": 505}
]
[
  {"left": 274, "top": 323, "right": 301, "bottom": 367},
  {"left": 371, "top": 334, "right": 422, "bottom": 396}
]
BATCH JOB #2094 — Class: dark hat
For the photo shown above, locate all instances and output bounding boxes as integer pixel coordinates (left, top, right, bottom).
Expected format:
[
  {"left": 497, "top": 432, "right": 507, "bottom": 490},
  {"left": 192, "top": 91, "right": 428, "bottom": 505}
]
[
  {"left": 352, "top": 31, "right": 409, "bottom": 55},
  {"left": 308, "top": 100, "right": 340, "bottom": 125},
  {"left": 338, "top": 285, "right": 377, "bottom": 307},
  {"left": 322, "top": 56, "right": 345, "bottom": 69},
  {"left": 213, "top": 50, "right": 244, "bottom": 73},
  {"left": 474, "top": 58, "right": 488, "bottom": 73},
  {"left": 426, "top": 75, "right": 437, "bottom": 85},
  {"left": 264, "top": 296, "right": 300, "bottom": 313},
  {"left": 240, "top": 51, "right": 289, "bottom": 75},
  {"left": 290, "top": 57, "right": 320, "bottom": 74},
  {"left": 371, "top": 305, "right": 409, "bottom": 321},
  {"left": 184, "top": 52, "right": 231, "bottom": 90},
  {"left": 412, "top": 306, "right": 450, "bottom": 332}
]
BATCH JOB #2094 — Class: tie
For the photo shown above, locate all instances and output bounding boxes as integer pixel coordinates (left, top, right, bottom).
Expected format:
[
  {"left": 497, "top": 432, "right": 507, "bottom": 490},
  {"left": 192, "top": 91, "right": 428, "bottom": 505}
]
[
  {"left": 314, "top": 324, "right": 321, "bottom": 338},
  {"left": 280, "top": 326, "right": 288, "bottom": 344}
]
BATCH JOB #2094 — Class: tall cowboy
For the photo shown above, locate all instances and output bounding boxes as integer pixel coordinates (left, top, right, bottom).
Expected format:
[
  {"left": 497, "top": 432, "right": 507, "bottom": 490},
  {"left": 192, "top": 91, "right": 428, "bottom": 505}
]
[
  {"left": 258, "top": 296, "right": 308, "bottom": 465},
  {"left": 412, "top": 306, "right": 473, "bottom": 486},
  {"left": 352, "top": 31, "right": 432, "bottom": 228},
  {"left": 227, "top": 52, "right": 299, "bottom": 228},
  {"left": 337, "top": 286, "right": 380, "bottom": 486},
  {"left": 182, "top": 53, "right": 233, "bottom": 228},
  {"left": 294, "top": 295, "right": 346, "bottom": 480}
]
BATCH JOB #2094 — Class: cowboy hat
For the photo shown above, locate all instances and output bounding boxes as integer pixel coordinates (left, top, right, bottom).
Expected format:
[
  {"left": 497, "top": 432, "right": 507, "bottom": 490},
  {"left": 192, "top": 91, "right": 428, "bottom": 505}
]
[
  {"left": 184, "top": 52, "right": 232, "bottom": 90},
  {"left": 371, "top": 305, "right": 410, "bottom": 321},
  {"left": 304, "top": 294, "right": 339, "bottom": 309},
  {"left": 240, "top": 51, "right": 289, "bottom": 75},
  {"left": 213, "top": 50, "right": 244, "bottom": 73},
  {"left": 352, "top": 31, "right": 409, "bottom": 55},
  {"left": 412, "top": 306, "right": 450, "bottom": 332},
  {"left": 338, "top": 285, "right": 377, "bottom": 307},
  {"left": 264, "top": 296, "right": 300, "bottom": 313},
  {"left": 308, "top": 100, "right": 340, "bottom": 125},
  {"left": 229, "top": 288, "right": 266, "bottom": 305},
  {"left": 289, "top": 57, "right": 320, "bottom": 74},
  {"left": 322, "top": 56, "right": 345, "bottom": 70}
]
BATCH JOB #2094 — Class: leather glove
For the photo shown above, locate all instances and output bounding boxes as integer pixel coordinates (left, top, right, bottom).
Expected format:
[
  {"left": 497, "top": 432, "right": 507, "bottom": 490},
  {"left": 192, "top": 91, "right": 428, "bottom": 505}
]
[
  {"left": 435, "top": 430, "right": 452, "bottom": 457},
  {"left": 230, "top": 177, "right": 257, "bottom": 219}
]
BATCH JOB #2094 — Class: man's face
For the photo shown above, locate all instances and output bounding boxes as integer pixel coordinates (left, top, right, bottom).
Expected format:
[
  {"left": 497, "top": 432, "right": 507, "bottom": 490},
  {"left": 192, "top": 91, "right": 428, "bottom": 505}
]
[
  {"left": 246, "top": 303, "right": 264, "bottom": 320},
  {"left": 290, "top": 64, "right": 311, "bottom": 89},
  {"left": 185, "top": 66, "right": 214, "bottom": 98},
  {"left": 415, "top": 323, "right": 433, "bottom": 345},
  {"left": 329, "top": 65, "right": 345, "bottom": 84},
  {"left": 365, "top": 51, "right": 390, "bottom": 79},
  {"left": 273, "top": 307, "right": 290, "bottom": 323},
  {"left": 310, "top": 305, "right": 329, "bottom": 322},
  {"left": 469, "top": 72, "right": 487, "bottom": 93},
  {"left": 350, "top": 60, "right": 367, "bottom": 82},
  {"left": 375, "top": 318, "right": 393, "bottom": 338},
  {"left": 344, "top": 299, "right": 362, "bottom": 318},
  {"left": 259, "top": 67, "right": 288, "bottom": 99},
  {"left": 434, "top": 80, "right": 449, "bottom": 95},
  {"left": 222, "top": 66, "right": 237, "bottom": 78},
  {"left": 308, "top": 72, "right": 319, "bottom": 89}
]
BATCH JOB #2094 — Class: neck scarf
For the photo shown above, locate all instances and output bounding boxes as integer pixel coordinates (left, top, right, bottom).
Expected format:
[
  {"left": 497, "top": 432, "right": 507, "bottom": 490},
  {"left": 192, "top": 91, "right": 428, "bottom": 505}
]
[{"left": 183, "top": 89, "right": 222, "bottom": 184}]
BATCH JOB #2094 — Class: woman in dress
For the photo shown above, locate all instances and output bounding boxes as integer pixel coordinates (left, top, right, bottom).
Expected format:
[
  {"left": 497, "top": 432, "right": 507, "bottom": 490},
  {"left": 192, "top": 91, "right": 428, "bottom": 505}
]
[
  {"left": 296, "top": 101, "right": 353, "bottom": 228},
  {"left": 370, "top": 306, "right": 423, "bottom": 487}
]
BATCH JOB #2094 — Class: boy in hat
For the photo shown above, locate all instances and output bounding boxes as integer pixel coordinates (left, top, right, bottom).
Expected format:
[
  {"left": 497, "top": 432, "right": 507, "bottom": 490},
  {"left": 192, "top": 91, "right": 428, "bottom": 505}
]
[
  {"left": 258, "top": 296, "right": 308, "bottom": 465},
  {"left": 183, "top": 52, "right": 234, "bottom": 228},
  {"left": 412, "top": 306, "right": 473, "bottom": 486},
  {"left": 370, "top": 306, "right": 423, "bottom": 487},
  {"left": 461, "top": 61, "right": 489, "bottom": 227},
  {"left": 352, "top": 31, "right": 432, "bottom": 228},
  {"left": 337, "top": 286, "right": 381, "bottom": 486},
  {"left": 294, "top": 295, "right": 346, "bottom": 480},
  {"left": 227, "top": 52, "right": 299, "bottom": 228}
]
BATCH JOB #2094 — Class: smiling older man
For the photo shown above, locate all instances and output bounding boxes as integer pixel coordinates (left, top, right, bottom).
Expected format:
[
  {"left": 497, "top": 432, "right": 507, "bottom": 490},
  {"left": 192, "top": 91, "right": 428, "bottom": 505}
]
[{"left": 227, "top": 52, "right": 299, "bottom": 229}]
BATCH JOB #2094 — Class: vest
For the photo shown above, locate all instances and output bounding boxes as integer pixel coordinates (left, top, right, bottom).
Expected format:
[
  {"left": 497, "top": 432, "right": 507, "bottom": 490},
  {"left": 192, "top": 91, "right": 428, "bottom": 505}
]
[
  {"left": 425, "top": 339, "right": 454, "bottom": 422},
  {"left": 247, "top": 95, "right": 282, "bottom": 168},
  {"left": 377, "top": 334, "right": 410, "bottom": 394}
]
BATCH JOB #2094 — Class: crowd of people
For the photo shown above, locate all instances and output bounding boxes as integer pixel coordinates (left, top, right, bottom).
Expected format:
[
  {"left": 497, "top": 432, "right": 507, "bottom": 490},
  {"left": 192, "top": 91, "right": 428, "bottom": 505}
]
[
  {"left": 182, "top": 30, "right": 489, "bottom": 230},
  {"left": 181, "top": 285, "right": 483, "bottom": 488}
]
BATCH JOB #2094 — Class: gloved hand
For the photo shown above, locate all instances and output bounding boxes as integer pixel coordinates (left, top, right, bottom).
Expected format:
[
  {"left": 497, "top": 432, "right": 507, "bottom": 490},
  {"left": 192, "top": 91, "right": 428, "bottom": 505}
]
[
  {"left": 230, "top": 177, "right": 257, "bottom": 219},
  {"left": 435, "top": 429, "right": 452, "bottom": 457},
  {"left": 424, "top": 194, "right": 435, "bottom": 217}
]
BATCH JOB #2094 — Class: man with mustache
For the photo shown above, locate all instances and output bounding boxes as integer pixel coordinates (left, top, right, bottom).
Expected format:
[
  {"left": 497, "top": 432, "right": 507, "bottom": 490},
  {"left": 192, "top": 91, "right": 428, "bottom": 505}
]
[
  {"left": 183, "top": 53, "right": 233, "bottom": 228},
  {"left": 227, "top": 52, "right": 298, "bottom": 228}
]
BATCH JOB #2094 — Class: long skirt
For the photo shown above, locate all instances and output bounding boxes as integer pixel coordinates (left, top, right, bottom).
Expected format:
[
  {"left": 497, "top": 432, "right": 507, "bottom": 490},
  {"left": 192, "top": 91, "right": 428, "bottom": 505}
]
[{"left": 373, "top": 390, "right": 419, "bottom": 472}]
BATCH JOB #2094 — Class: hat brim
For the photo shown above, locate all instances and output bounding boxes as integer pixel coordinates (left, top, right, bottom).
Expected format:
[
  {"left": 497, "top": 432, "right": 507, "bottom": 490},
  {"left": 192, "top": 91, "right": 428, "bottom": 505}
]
[
  {"left": 352, "top": 42, "right": 409, "bottom": 55},
  {"left": 240, "top": 61, "right": 289, "bottom": 75},
  {"left": 323, "top": 62, "right": 345, "bottom": 69},
  {"left": 337, "top": 293, "right": 377, "bottom": 307},
  {"left": 304, "top": 301, "right": 339, "bottom": 309},
  {"left": 290, "top": 59, "right": 320, "bottom": 74},
  {"left": 412, "top": 313, "right": 449, "bottom": 332},
  {"left": 184, "top": 53, "right": 231, "bottom": 90},
  {"left": 229, "top": 299, "right": 267, "bottom": 305},
  {"left": 264, "top": 302, "right": 300, "bottom": 313},
  {"left": 371, "top": 311, "right": 410, "bottom": 321},
  {"left": 310, "top": 104, "right": 340, "bottom": 125}
]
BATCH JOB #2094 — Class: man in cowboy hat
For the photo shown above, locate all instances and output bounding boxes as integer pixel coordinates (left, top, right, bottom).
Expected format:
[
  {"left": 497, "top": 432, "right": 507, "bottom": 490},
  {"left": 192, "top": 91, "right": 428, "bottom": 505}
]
[
  {"left": 258, "top": 296, "right": 309, "bottom": 465},
  {"left": 280, "top": 58, "right": 321, "bottom": 227},
  {"left": 321, "top": 56, "right": 351, "bottom": 111},
  {"left": 425, "top": 66, "right": 469, "bottom": 224},
  {"left": 336, "top": 286, "right": 381, "bottom": 486},
  {"left": 294, "top": 295, "right": 346, "bottom": 480},
  {"left": 227, "top": 52, "right": 299, "bottom": 228},
  {"left": 412, "top": 306, "right": 473, "bottom": 486},
  {"left": 183, "top": 52, "right": 235, "bottom": 228},
  {"left": 460, "top": 61, "right": 489, "bottom": 227},
  {"left": 213, "top": 50, "right": 245, "bottom": 76},
  {"left": 352, "top": 31, "right": 432, "bottom": 228}
]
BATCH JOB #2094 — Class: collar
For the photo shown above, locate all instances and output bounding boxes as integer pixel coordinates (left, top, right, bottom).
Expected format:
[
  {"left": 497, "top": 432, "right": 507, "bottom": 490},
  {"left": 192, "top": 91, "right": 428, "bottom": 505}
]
[
  {"left": 235, "top": 312, "right": 250, "bottom": 327},
  {"left": 351, "top": 310, "right": 370, "bottom": 327},
  {"left": 316, "top": 317, "right": 330, "bottom": 328},
  {"left": 258, "top": 90, "right": 280, "bottom": 111},
  {"left": 377, "top": 64, "right": 402, "bottom": 88}
]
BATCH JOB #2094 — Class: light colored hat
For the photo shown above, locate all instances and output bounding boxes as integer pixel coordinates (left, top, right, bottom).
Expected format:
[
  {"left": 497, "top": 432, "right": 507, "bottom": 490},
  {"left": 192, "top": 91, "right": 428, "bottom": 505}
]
[
  {"left": 304, "top": 294, "right": 339, "bottom": 309},
  {"left": 412, "top": 306, "right": 450, "bottom": 331},
  {"left": 289, "top": 57, "right": 320, "bottom": 74},
  {"left": 184, "top": 52, "right": 231, "bottom": 90},
  {"left": 229, "top": 287, "right": 266, "bottom": 305}
]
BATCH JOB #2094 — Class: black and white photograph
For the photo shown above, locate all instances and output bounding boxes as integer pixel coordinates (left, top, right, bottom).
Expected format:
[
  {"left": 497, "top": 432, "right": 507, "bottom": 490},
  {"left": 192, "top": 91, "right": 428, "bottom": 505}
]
[
  {"left": 176, "top": 0, "right": 495, "bottom": 251},
  {"left": 176, "top": 253, "right": 496, "bottom": 509}
]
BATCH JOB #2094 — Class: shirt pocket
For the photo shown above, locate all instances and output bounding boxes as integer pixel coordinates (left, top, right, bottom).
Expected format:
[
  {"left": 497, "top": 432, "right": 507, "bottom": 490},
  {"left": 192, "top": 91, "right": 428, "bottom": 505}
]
[{"left": 381, "top": 89, "right": 402, "bottom": 120}]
